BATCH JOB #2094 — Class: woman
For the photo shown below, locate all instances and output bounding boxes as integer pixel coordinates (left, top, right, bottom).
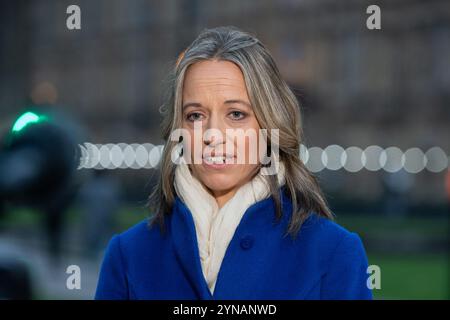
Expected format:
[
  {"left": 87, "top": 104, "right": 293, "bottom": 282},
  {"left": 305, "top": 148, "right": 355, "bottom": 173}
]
[{"left": 95, "top": 26, "right": 372, "bottom": 300}]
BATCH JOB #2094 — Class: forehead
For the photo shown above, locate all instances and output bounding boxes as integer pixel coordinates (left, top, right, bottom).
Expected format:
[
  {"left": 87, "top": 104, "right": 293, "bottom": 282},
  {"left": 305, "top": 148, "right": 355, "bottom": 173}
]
[{"left": 182, "top": 60, "right": 248, "bottom": 98}]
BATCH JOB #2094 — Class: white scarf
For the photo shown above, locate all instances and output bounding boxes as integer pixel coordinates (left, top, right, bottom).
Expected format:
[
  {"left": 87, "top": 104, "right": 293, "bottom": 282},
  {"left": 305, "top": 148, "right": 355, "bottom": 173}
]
[{"left": 174, "top": 158, "right": 286, "bottom": 294}]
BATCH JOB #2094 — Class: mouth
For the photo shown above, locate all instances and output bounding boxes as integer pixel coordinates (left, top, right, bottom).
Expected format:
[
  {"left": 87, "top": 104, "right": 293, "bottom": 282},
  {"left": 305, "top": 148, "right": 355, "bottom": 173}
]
[{"left": 203, "top": 154, "right": 236, "bottom": 165}]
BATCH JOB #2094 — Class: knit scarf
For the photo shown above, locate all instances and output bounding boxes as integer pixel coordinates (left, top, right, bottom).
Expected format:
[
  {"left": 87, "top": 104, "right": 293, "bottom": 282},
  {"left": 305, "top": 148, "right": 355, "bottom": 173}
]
[{"left": 174, "top": 158, "right": 286, "bottom": 295}]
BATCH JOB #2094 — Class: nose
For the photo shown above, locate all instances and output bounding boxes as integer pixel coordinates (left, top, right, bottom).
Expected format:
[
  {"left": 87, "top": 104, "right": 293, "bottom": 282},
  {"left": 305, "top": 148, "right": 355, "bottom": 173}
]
[
  {"left": 203, "top": 132, "right": 225, "bottom": 151},
  {"left": 203, "top": 114, "right": 225, "bottom": 148},
  {"left": 203, "top": 132, "right": 223, "bottom": 147}
]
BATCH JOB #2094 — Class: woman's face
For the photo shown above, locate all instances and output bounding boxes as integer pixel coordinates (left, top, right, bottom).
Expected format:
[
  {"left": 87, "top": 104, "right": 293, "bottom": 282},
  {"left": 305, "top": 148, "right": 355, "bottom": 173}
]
[{"left": 181, "top": 60, "right": 261, "bottom": 207}]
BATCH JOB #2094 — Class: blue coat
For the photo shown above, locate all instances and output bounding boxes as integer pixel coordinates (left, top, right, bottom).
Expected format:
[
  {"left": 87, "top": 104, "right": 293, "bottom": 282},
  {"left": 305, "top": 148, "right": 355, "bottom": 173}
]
[{"left": 95, "top": 188, "right": 373, "bottom": 300}]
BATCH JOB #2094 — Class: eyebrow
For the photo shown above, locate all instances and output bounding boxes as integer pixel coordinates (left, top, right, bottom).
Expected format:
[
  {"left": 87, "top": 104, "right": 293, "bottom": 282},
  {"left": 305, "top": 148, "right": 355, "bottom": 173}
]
[
  {"left": 224, "top": 99, "right": 252, "bottom": 109},
  {"left": 182, "top": 99, "right": 252, "bottom": 111}
]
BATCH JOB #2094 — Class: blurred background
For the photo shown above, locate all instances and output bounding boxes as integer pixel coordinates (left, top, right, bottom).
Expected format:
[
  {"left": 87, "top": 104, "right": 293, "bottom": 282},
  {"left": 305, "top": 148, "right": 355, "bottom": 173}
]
[{"left": 0, "top": 0, "right": 448, "bottom": 299}]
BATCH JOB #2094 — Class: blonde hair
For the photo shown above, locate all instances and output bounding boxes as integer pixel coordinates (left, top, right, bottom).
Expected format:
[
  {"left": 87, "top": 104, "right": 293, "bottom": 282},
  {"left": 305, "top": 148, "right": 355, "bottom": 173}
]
[{"left": 148, "top": 26, "right": 333, "bottom": 238}]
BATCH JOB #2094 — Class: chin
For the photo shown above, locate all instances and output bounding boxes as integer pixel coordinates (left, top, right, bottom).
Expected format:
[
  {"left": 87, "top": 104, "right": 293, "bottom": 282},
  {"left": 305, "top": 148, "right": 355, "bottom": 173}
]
[{"left": 200, "top": 175, "right": 238, "bottom": 194}]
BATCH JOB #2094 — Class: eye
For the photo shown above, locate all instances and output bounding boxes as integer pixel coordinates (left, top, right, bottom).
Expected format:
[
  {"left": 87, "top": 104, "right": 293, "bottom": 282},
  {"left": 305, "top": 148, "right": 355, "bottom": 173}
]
[
  {"left": 229, "top": 110, "right": 246, "bottom": 120},
  {"left": 186, "top": 112, "right": 204, "bottom": 122}
]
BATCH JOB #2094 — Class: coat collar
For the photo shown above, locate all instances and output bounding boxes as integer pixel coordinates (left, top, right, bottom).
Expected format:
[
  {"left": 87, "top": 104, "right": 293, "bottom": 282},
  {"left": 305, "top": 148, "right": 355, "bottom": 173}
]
[{"left": 169, "top": 186, "right": 293, "bottom": 299}]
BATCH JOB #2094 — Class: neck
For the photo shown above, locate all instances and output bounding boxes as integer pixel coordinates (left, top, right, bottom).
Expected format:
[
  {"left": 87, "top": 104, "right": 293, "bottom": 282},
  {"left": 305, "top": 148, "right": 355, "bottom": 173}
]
[{"left": 208, "top": 186, "right": 238, "bottom": 209}]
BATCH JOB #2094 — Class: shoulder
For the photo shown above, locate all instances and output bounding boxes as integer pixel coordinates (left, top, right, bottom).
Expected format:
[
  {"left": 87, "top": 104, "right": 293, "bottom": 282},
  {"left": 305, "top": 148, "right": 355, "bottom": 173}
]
[
  {"left": 299, "top": 214, "right": 369, "bottom": 266},
  {"left": 112, "top": 218, "right": 166, "bottom": 252},
  {"left": 96, "top": 219, "right": 157, "bottom": 300},
  {"left": 117, "top": 219, "right": 153, "bottom": 243},
  {"left": 305, "top": 216, "right": 372, "bottom": 299},
  {"left": 99, "top": 218, "right": 168, "bottom": 265},
  {"left": 301, "top": 213, "right": 361, "bottom": 245},
  {"left": 297, "top": 214, "right": 372, "bottom": 299},
  {"left": 280, "top": 188, "right": 363, "bottom": 250}
]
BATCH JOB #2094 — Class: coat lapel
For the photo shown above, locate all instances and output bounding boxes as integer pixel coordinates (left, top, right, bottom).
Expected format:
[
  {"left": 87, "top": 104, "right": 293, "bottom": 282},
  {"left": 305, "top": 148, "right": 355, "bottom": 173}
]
[
  {"left": 211, "top": 190, "right": 299, "bottom": 299},
  {"left": 211, "top": 190, "right": 323, "bottom": 300},
  {"left": 170, "top": 187, "right": 310, "bottom": 300},
  {"left": 170, "top": 196, "right": 213, "bottom": 299}
]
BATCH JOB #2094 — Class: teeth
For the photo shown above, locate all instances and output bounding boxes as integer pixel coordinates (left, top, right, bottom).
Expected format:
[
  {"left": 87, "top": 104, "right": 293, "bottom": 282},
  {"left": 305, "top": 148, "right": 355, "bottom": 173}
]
[{"left": 205, "top": 156, "right": 233, "bottom": 164}]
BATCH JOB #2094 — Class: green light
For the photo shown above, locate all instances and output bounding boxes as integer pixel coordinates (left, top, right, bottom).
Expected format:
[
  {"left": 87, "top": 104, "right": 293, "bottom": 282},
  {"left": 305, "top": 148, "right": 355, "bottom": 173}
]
[{"left": 12, "top": 111, "right": 48, "bottom": 133}]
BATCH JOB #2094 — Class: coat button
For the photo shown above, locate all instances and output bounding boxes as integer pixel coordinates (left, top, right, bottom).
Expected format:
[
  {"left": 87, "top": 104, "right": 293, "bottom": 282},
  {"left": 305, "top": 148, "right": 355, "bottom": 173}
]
[{"left": 240, "top": 235, "right": 254, "bottom": 250}]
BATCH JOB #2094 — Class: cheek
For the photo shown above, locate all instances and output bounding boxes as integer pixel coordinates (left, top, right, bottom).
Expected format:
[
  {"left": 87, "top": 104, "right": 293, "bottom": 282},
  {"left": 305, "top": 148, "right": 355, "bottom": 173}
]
[
  {"left": 242, "top": 125, "right": 261, "bottom": 164},
  {"left": 181, "top": 128, "right": 203, "bottom": 162}
]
